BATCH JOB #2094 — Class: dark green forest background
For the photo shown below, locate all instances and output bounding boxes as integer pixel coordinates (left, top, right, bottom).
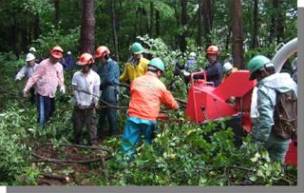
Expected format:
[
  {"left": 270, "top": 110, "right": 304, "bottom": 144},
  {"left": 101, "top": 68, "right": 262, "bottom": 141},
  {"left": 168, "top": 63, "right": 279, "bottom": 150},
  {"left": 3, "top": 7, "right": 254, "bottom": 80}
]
[{"left": 0, "top": 0, "right": 297, "bottom": 66}]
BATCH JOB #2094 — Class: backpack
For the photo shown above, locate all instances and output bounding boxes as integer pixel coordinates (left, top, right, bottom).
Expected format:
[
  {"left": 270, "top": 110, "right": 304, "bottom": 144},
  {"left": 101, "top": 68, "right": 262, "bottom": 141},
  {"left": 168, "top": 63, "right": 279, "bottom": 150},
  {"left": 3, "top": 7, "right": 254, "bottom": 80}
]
[{"left": 272, "top": 90, "right": 297, "bottom": 140}]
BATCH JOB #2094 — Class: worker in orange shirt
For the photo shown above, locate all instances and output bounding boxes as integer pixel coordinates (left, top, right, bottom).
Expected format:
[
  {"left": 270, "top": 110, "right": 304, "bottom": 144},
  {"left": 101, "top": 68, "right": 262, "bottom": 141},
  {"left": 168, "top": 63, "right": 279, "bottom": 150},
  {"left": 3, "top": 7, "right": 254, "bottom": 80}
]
[{"left": 120, "top": 58, "right": 179, "bottom": 158}]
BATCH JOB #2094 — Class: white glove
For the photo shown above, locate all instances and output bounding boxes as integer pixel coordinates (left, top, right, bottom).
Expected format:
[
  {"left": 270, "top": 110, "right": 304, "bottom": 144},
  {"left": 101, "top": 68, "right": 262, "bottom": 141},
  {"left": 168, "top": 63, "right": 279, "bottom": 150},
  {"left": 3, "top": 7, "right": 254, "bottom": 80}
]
[
  {"left": 181, "top": 69, "right": 190, "bottom": 77},
  {"left": 23, "top": 89, "right": 29, "bottom": 97},
  {"left": 60, "top": 86, "right": 66, "bottom": 94}
]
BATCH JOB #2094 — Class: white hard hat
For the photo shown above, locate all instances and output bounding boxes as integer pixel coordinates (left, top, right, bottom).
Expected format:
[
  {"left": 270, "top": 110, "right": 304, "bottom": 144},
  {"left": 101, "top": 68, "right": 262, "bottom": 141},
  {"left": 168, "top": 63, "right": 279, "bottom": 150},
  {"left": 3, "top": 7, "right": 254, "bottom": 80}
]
[
  {"left": 223, "top": 62, "right": 233, "bottom": 73},
  {"left": 26, "top": 53, "right": 36, "bottom": 62},
  {"left": 29, "top": 47, "right": 36, "bottom": 53},
  {"left": 67, "top": 51, "right": 72, "bottom": 55},
  {"left": 189, "top": 52, "right": 196, "bottom": 58}
]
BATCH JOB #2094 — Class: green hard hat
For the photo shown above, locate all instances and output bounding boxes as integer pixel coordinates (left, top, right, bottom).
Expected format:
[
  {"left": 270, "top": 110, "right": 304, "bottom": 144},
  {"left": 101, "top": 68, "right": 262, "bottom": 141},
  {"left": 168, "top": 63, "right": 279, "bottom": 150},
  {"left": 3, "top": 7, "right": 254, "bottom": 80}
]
[
  {"left": 130, "top": 42, "right": 145, "bottom": 54},
  {"left": 247, "top": 55, "right": 272, "bottom": 79},
  {"left": 148, "top": 57, "right": 165, "bottom": 72}
]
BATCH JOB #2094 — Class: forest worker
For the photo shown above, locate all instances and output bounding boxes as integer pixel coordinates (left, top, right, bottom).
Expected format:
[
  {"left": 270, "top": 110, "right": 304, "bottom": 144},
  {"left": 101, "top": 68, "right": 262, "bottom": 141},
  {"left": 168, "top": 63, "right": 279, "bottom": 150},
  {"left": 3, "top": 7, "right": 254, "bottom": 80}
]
[
  {"left": 222, "top": 61, "right": 238, "bottom": 80},
  {"left": 95, "top": 46, "right": 120, "bottom": 138},
  {"left": 120, "top": 58, "right": 179, "bottom": 159},
  {"left": 204, "top": 45, "right": 223, "bottom": 87},
  {"left": 184, "top": 52, "right": 198, "bottom": 73},
  {"left": 23, "top": 46, "right": 66, "bottom": 128},
  {"left": 119, "top": 42, "right": 150, "bottom": 84},
  {"left": 72, "top": 53, "right": 100, "bottom": 145},
  {"left": 15, "top": 53, "right": 39, "bottom": 104},
  {"left": 247, "top": 55, "right": 297, "bottom": 163}
]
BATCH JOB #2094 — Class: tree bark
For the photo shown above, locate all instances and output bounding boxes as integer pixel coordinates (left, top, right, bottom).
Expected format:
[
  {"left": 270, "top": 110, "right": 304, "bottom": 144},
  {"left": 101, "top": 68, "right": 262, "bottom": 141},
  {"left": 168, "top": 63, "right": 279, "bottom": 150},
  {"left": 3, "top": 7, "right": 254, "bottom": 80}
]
[
  {"left": 111, "top": 0, "right": 119, "bottom": 61},
  {"left": 251, "top": 0, "right": 259, "bottom": 48},
  {"left": 179, "top": 0, "right": 187, "bottom": 52},
  {"left": 155, "top": 9, "right": 160, "bottom": 36},
  {"left": 33, "top": 14, "right": 40, "bottom": 40},
  {"left": 269, "top": 0, "right": 284, "bottom": 44},
  {"left": 149, "top": 1, "right": 154, "bottom": 36},
  {"left": 54, "top": 0, "right": 60, "bottom": 28},
  {"left": 231, "top": 0, "right": 244, "bottom": 69},
  {"left": 200, "top": 0, "right": 213, "bottom": 46},
  {"left": 80, "top": 0, "right": 96, "bottom": 54},
  {"left": 197, "top": 0, "right": 203, "bottom": 46}
]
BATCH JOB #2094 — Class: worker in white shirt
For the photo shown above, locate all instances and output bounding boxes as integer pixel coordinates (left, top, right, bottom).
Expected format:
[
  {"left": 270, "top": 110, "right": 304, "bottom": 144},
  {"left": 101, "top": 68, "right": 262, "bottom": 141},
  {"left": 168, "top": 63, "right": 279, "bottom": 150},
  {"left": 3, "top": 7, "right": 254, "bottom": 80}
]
[
  {"left": 72, "top": 53, "right": 101, "bottom": 146},
  {"left": 15, "top": 53, "right": 39, "bottom": 104}
]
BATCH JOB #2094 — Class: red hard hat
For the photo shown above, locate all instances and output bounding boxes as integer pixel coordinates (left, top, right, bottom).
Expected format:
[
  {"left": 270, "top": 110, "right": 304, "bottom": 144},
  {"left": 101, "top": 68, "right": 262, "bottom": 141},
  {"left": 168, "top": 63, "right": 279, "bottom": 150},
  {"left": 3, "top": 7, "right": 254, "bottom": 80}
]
[
  {"left": 50, "top": 46, "right": 64, "bottom": 59},
  {"left": 207, "top": 45, "right": 219, "bottom": 55},
  {"left": 77, "top": 53, "right": 94, "bottom": 66},
  {"left": 95, "top": 46, "right": 110, "bottom": 58}
]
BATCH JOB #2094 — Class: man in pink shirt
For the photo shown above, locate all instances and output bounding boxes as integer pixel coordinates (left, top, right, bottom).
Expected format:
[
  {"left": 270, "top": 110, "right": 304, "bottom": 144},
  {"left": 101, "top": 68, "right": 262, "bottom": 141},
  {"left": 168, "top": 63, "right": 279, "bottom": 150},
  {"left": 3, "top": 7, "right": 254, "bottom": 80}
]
[{"left": 23, "top": 46, "right": 66, "bottom": 127}]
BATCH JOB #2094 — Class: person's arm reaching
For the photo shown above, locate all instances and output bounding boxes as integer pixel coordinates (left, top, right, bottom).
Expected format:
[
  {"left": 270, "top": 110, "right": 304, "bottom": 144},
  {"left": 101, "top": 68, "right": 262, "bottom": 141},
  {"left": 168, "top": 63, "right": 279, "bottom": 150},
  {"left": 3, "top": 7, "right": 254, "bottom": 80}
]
[
  {"left": 251, "top": 88, "right": 274, "bottom": 144},
  {"left": 160, "top": 88, "right": 179, "bottom": 110},
  {"left": 23, "top": 65, "right": 44, "bottom": 95},
  {"left": 15, "top": 66, "right": 27, "bottom": 81},
  {"left": 93, "top": 75, "right": 101, "bottom": 107},
  {"left": 119, "top": 63, "right": 128, "bottom": 82},
  {"left": 58, "top": 65, "right": 65, "bottom": 93}
]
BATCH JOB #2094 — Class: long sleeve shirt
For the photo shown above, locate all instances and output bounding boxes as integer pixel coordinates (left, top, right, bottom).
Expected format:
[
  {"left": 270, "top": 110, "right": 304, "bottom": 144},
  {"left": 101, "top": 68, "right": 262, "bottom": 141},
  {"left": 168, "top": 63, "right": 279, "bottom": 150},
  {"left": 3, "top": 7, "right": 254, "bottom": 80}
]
[
  {"left": 97, "top": 58, "right": 120, "bottom": 89},
  {"left": 119, "top": 57, "right": 149, "bottom": 83},
  {"left": 15, "top": 63, "right": 38, "bottom": 80},
  {"left": 252, "top": 73, "right": 297, "bottom": 143},
  {"left": 128, "top": 72, "right": 179, "bottom": 121},
  {"left": 24, "top": 58, "right": 64, "bottom": 98},
  {"left": 205, "top": 61, "right": 223, "bottom": 87},
  {"left": 72, "top": 69, "right": 101, "bottom": 108}
]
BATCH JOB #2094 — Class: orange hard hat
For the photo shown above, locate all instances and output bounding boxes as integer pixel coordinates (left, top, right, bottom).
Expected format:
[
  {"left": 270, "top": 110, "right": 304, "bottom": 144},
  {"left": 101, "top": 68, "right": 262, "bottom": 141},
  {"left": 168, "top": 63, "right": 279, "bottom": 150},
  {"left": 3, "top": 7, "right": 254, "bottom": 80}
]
[
  {"left": 95, "top": 46, "right": 110, "bottom": 58},
  {"left": 77, "top": 53, "right": 94, "bottom": 66},
  {"left": 50, "top": 46, "right": 64, "bottom": 59},
  {"left": 207, "top": 45, "right": 219, "bottom": 55}
]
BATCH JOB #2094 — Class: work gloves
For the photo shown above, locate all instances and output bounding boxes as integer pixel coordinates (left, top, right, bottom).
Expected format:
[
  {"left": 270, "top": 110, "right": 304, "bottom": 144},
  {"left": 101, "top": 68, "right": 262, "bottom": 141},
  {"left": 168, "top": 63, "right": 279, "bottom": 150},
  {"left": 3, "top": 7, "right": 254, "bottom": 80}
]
[{"left": 60, "top": 86, "right": 66, "bottom": 94}]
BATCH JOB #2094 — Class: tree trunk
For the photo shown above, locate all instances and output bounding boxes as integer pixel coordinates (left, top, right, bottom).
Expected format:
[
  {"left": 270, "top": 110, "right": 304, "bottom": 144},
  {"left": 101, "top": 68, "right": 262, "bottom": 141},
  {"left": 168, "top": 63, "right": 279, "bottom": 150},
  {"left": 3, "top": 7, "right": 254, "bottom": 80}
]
[
  {"left": 54, "top": 0, "right": 60, "bottom": 28},
  {"left": 200, "top": 0, "right": 213, "bottom": 46},
  {"left": 269, "top": 0, "right": 284, "bottom": 44},
  {"left": 111, "top": 0, "right": 119, "bottom": 61},
  {"left": 197, "top": 0, "right": 203, "bottom": 46},
  {"left": 149, "top": 1, "right": 154, "bottom": 36},
  {"left": 80, "top": 0, "right": 96, "bottom": 54},
  {"left": 251, "top": 0, "right": 259, "bottom": 48},
  {"left": 231, "top": 0, "right": 244, "bottom": 69},
  {"left": 155, "top": 9, "right": 160, "bottom": 36},
  {"left": 34, "top": 14, "right": 40, "bottom": 40},
  {"left": 179, "top": 0, "right": 187, "bottom": 52}
]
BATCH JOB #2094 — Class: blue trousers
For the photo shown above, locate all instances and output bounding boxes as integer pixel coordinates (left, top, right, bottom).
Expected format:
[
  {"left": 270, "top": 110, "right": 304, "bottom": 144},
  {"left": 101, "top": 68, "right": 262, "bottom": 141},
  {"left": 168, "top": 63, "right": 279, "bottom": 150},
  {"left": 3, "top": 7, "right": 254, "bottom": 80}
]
[
  {"left": 120, "top": 117, "right": 156, "bottom": 158},
  {"left": 36, "top": 94, "right": 55, "bottom": 128},
  {"left": 98, "top": 86, "right": 119, "bottom": 136}
]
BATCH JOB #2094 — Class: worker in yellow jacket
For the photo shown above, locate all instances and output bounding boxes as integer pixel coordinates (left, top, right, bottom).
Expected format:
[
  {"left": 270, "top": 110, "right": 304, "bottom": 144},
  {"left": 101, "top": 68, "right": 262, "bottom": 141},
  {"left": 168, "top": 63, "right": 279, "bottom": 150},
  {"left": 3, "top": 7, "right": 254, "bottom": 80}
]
[{"left": 120, "top": 42, "right": 150, "bottom": 83}]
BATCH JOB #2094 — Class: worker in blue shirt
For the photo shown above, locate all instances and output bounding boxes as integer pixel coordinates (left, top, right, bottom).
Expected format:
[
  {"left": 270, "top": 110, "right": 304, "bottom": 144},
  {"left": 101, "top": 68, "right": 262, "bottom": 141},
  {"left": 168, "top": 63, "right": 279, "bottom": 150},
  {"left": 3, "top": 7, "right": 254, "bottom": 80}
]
[{"left": 95, "top": 46, "right": 120, "bottom": 138}]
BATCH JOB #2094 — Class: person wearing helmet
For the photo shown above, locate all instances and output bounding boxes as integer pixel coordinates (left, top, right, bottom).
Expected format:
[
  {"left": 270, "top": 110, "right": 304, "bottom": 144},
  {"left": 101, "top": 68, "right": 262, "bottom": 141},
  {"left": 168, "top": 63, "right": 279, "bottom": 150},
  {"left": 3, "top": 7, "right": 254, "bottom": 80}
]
[
  {"left": 23, "top": 45, "right": 66, "bottom": 128},
  {"left": 120, "top": 57, "right": 179, "bottom": 159},
  {"left": 184, "top": 52, "right": 198, "bottom": 73},
  {"left": 61, "top": 51, "right": 75, "bottom": 70},
  {"left": 204, "top": 45, "right": 223, "bottom": 86},
  {"left": 15, "top": 53, "right": 39, "bottom": 104},
  {"left": 222, "top": 62, "right": 238, "bottom": 80},
  {"left": 95, "top": 46, "right": 120, "bottom": 138},
  {"left": 119, "top": 42, "right": 149, "bottom": 84},
  {"left": 247, "top": 55, "right": 297, "bottom": 162},
  {"left": 72, "top": 53, "right": 100, "bottom": 145}
]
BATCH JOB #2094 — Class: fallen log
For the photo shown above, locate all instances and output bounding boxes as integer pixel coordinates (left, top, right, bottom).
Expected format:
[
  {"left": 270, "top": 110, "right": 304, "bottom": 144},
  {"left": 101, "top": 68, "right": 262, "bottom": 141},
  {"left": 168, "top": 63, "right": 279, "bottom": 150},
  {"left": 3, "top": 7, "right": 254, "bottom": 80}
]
[{"left": 32, "top": 152, "right": 112, "bottom": 164}]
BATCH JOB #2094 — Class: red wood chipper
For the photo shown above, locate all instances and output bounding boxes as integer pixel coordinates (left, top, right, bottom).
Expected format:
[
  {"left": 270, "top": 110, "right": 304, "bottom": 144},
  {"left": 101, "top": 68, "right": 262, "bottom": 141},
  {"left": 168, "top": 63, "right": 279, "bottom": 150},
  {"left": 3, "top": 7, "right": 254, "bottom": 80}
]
[
  {"left": 185, "top": 68, "right": 297, "bottom": 166},
  {"left": 158, "top": 38, "right": 298, "bottom": 166}
]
